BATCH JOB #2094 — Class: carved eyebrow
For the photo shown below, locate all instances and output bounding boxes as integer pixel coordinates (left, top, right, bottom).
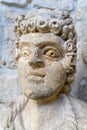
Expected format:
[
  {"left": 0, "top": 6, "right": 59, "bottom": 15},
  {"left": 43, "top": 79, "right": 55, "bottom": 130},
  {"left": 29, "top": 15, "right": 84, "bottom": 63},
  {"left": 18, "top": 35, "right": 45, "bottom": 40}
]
[
  {"left": 19, "top": 42, "right": 31, "bottom": 48},
  {"left": 36, "top": 41, "right": 61, "bottom": 49},
  {"left": 19, "top": 41, "right": 63, "bottom": 53},
  {"left": 38, "top": 41, "right": 64, "bottom": 53}
]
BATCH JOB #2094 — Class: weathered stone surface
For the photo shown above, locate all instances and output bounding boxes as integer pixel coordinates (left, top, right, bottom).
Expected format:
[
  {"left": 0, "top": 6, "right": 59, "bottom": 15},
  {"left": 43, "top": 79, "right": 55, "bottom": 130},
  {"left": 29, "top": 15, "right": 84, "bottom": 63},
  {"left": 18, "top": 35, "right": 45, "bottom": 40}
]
[
  {"left": 78, "top": 77, "right": 87, "bottom": 102},
  {"left": 1, "top": 8, "right": 87, "bottom": 130},
  {"left": 0, "top": 2, "right": 87, "bottom": 129},
  {"left": 0, "top": 69, "right": 20, "bottom": 102},
  {"left": 32, "top": 0, "right": 75, "bottom": 10},
  {"left": 0, "top": 8, "right": 6, "bottom": 68},
  {"left": 0, "top": 0, "right": 87, "bottom": 103},
  {"left": 0, "top": 0, "right": 76, "bottom": 71},
  {"left": 1, "top": 0, "right": 27, "bottom": 7},
  {"left": 71, "top": 0, "right": 87, "bottom": 99},
  {"left": 82, "top": 42, "right": 87, "bottom": 65},
  {"left": 0, "top": 6, "right": 29, "bottom": 69}
]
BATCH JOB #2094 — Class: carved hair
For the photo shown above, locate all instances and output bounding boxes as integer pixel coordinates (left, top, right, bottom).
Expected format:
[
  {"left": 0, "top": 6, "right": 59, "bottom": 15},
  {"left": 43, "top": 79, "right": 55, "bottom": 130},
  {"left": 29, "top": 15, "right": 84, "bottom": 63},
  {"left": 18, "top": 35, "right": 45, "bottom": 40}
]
[
  {"left": 14, "top": 9, "right": 77, "bottom": 94},
  {"left": 14, "top": 9, "right": 76, "bottom": 42}
]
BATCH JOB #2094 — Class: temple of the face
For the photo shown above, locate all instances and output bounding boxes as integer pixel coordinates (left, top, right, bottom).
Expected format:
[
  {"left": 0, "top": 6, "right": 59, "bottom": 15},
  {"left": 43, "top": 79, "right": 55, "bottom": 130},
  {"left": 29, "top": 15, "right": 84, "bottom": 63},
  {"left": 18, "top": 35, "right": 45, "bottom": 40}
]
[{"left": 0, "top": 9, "right": 87, "bottom": 130}]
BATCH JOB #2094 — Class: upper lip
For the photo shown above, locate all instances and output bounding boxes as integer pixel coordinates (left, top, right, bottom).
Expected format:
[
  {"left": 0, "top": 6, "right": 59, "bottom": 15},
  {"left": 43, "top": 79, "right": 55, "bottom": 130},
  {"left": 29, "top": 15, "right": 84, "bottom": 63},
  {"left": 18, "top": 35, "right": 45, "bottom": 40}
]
[{"left": 28, "top": 70, "right": 45, "bottom": 77}]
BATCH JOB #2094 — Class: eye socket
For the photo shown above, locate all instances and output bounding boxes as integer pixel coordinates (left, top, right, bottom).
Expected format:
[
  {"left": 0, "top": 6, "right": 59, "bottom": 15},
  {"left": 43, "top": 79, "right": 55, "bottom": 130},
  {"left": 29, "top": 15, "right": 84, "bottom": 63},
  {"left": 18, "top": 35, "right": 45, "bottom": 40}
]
[
  {"left": 44, "top": 50, "right": 58, "bottom": 58},
  {"left": 21, "top": 49, "right": 31, "bottom": 57}
]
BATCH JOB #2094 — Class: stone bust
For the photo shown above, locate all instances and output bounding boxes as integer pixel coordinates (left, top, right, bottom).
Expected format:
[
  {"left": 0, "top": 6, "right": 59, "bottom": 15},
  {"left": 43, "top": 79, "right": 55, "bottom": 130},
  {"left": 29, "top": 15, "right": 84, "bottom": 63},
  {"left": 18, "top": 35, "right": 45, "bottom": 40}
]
[{"left": 0, "top": 9, "right": 87, "bottom": 130}]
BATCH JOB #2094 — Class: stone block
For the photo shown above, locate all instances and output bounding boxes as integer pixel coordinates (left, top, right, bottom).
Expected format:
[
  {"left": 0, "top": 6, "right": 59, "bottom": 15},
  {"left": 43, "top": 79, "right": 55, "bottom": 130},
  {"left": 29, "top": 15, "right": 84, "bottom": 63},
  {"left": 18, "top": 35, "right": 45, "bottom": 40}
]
[
  {"left": 72, "top": 0, "right": 87, "bottom": 99},
  {"left": 1, "top": 0, "right": 27, "bottom": 7},
  {"left": 32, "top": 0, "right": 74, "bottom": 11},
  {"left": 0, "top": 70, "right": 20, "bottom": 102},
  {"left": 78, "top": 77, "right": 87, "bottom": 102}
]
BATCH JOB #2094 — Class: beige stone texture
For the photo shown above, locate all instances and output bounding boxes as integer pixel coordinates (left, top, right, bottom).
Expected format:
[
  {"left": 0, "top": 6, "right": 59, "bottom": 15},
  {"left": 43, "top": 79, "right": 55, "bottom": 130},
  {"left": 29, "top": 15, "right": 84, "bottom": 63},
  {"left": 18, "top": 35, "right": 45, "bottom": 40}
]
[
  {"left": 0, "top": 0, "right": 87, "bottom": 129},
  {"left": 0, "top": 8, "right": 87, "bottom": 130}
]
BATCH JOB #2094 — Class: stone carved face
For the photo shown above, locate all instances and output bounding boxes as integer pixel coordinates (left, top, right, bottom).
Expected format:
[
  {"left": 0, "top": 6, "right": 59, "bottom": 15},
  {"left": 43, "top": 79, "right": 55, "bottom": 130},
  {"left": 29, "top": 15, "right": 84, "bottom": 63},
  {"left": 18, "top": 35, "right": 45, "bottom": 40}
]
[
  {"left": 14, "top": 9, "right": 77, "bottom": 100},
  {"left": 16, "top": 33, "right": 66, "bottom": 99}
]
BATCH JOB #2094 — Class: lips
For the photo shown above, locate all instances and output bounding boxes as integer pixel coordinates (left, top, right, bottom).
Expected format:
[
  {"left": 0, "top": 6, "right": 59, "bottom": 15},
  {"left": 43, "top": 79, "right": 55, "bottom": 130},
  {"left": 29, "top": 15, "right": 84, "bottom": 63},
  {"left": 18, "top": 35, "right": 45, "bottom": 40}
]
[
  {"left": 29, "top": 70, "right": 45, "bottom": 77},
  {"left": 25, "top": 69, "right": 45, "bottom": 83}
]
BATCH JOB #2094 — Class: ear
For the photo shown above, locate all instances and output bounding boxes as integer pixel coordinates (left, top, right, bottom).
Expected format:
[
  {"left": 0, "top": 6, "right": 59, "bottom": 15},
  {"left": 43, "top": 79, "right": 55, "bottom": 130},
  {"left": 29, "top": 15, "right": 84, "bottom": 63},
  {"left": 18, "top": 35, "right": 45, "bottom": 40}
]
[
  {"left": 61, "top": 53, "right": 74, "bottom": 73},
  {"left": 64, "top": 39, "right": 74, "bottom": 52},
  {"left": 61, "top": 40, "right": 76, "bottom": 73}
]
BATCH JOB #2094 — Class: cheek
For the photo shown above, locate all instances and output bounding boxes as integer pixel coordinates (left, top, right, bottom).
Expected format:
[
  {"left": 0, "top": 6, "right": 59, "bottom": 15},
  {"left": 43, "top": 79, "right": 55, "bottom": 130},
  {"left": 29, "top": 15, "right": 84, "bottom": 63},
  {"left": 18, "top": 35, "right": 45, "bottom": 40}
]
[
  {"left": 45, "top": 62, "right": 66, "bottom": 85},
  {"left": 17, "top": 58, "right": 28, "bottom": 78}
]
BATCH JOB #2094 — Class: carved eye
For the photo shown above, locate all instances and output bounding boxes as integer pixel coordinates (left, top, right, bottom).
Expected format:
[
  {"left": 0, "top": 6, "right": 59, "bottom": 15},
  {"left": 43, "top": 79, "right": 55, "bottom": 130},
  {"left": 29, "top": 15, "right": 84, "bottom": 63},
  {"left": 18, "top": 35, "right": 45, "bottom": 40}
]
[
  {"left": 21, "top": 49, "right": 31, "bottom": 57},
  {"left": 45, "top": 50, "right": 58, "bottom": 58}
]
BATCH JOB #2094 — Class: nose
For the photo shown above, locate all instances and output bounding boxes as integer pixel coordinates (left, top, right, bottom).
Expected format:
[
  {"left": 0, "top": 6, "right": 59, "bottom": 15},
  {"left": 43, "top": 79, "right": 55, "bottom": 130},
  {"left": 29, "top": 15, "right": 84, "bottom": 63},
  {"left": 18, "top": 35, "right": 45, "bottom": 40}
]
[{"left": 28, "top": 57, "right": 44, "bottom": 68}]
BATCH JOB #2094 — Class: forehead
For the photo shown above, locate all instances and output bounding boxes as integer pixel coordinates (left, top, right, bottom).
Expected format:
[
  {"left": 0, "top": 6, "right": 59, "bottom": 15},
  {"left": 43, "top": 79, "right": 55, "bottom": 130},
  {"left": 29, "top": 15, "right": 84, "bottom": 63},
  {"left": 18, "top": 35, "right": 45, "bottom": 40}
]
[{"left": 19, "top": 33, "right": 64, "bottom": 47}]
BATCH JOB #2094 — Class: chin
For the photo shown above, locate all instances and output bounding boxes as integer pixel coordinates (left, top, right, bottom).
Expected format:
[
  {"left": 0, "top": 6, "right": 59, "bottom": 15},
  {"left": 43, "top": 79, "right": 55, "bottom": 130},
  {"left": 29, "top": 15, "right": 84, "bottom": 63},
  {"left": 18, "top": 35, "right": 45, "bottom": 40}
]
[
  {"left": 29, "top": 93, "right": 51, "bottom": 100},
  {"left": 27, "top": 88, "right": 60, "bottom": 100},
  {"left": 22, "top": 79, "right": 64, "bottom": 100}
]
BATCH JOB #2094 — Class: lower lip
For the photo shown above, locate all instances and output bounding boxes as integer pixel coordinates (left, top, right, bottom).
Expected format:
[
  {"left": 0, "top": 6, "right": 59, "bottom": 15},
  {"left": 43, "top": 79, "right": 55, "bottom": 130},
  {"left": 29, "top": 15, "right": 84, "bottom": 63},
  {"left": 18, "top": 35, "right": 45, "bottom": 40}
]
[{"left": 26, "top": 75, "right": 44, "bottom": 83}]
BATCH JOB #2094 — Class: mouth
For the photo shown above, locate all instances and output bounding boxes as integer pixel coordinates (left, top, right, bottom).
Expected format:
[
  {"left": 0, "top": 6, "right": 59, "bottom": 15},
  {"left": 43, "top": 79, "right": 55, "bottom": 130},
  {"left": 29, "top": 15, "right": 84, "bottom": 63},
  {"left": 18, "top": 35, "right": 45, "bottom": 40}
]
[
  {"left": 27, "top": 75, "right": 44, "bottom": 83},
  {"left": 29, "top": 70, "right": 45, "bottom": 77},
  {"left": 25, "top": 70, "right": 45, "bottom": 83}
]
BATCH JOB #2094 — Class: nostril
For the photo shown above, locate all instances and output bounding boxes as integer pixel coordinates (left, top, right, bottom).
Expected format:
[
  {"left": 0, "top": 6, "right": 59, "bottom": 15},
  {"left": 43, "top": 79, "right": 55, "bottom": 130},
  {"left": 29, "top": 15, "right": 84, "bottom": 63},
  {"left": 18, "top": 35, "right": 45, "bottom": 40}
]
[
  {"left": 37, "top": 61, "right": 44, "bottom": 68},
  {"left": 28, "top": 60, "right": 44, "bottom": 68}
]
